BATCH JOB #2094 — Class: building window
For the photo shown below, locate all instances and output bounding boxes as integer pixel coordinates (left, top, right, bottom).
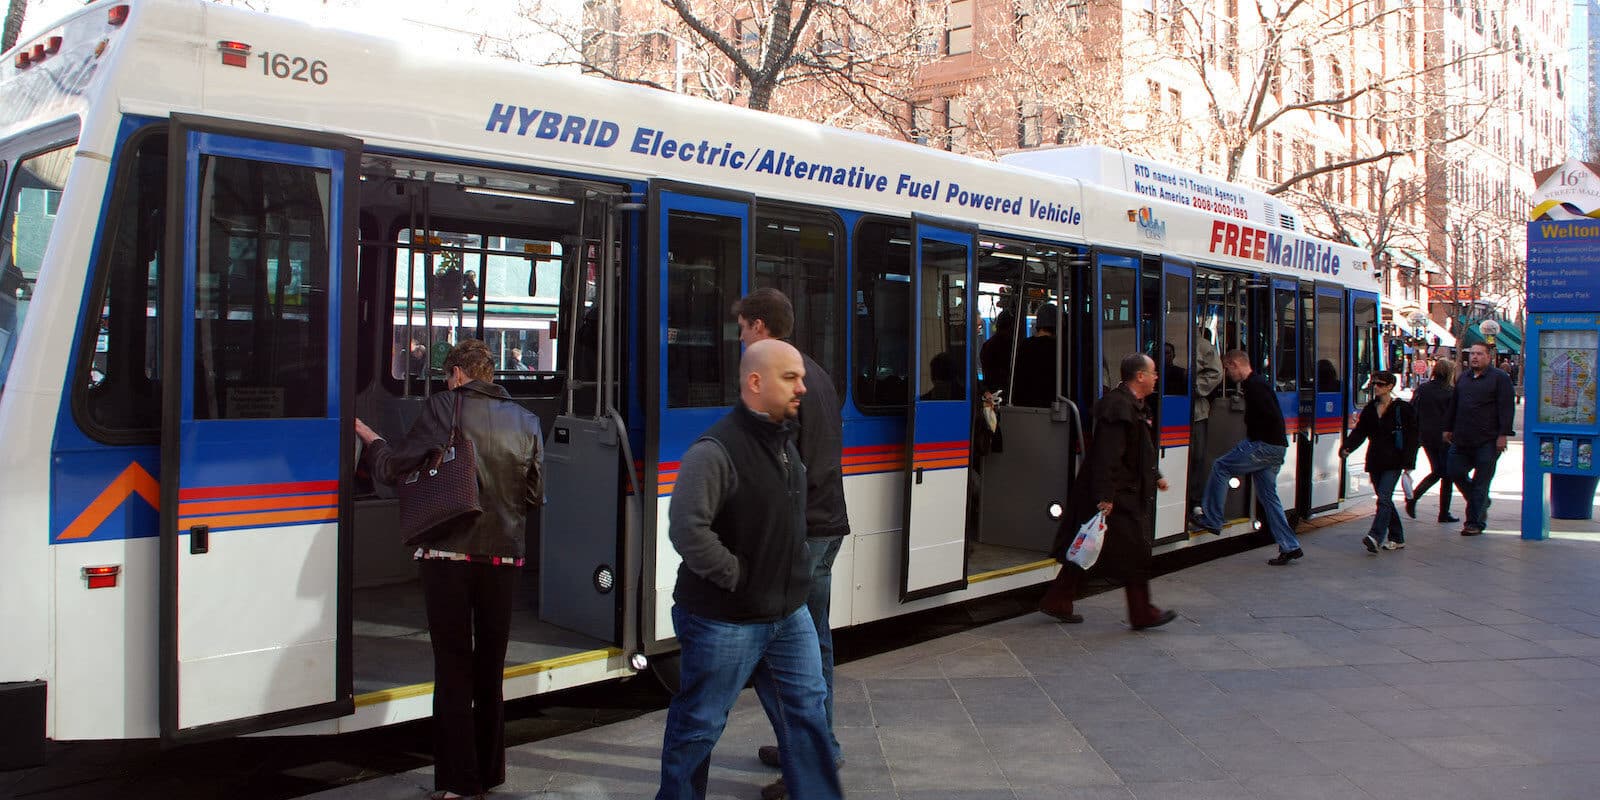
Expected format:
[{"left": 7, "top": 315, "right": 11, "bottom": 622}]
[
  {"left": 1019, "top": 103, "right": 1042, "bottom": 148},
  {"left": 945, "top": 97, "right": 968, "bottom": 152},
  {"left": 946, "top": 0, "right": 973, "bottom": 56}
]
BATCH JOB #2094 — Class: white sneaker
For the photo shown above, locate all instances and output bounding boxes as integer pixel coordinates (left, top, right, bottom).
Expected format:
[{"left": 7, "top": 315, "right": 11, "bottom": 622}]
[
  {"left": 1190, "top": 505, "right": 1204, "bottom": 520},
  {"left": 1381, "top": 540, "right": 1405, "bottom": 550}
]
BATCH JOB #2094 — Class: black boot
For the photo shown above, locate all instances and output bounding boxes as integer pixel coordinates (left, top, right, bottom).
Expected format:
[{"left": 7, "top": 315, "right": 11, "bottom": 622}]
[{"left": 1039, "top": 566, "right": 1084, "bottom": 623}]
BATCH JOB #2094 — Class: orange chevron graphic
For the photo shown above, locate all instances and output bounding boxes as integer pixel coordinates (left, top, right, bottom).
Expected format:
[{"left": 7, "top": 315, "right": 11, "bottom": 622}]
[{"left": 57, "top": 462, "right": 160, "bottom": 541}]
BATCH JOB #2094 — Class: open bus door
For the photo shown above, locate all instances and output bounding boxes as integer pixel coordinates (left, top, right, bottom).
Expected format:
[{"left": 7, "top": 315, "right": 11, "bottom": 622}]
[
  {"left": 1269, "top": 280, "right": 1301, "bottom": 521},
  {"left": 901, "top": 218, "right": 974, "bottom": 601},
  {"left": 1295, "top": 281, "right": 1316, "bottom": 518},
  {"left": 539, "top": 200, "right": 628, "bottom": 644},
  {"left": 1309, "top": 284, "right": 1345, "bottom": 511},
  {"left": 159, "top": 118, "right": 360, "bottom": 743},
  {"left": 1344, "top": 291, "right": 1381, "bottom": 503},
  {"left": 642, "top": 183, "right": 750, "bottom": 649}
]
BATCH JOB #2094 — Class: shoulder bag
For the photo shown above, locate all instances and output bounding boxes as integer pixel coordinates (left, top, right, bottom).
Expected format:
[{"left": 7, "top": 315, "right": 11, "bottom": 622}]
[{"left": 397, "top": 392, "right": 482, "bottom": 547}]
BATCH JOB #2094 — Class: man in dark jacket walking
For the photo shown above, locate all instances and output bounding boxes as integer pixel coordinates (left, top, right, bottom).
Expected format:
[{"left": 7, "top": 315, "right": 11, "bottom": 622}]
[
  {"left": 732, "top": 288, "right": 850, "bottom": 798},
  {"left": 1444, "top": 342, "right": 1515, "bottom": 536},
  {"left": 1038, "top": 353, "right": 1178, "bottom": 629},
  {"left": 1192, "top": 350, "right": 1302, "bottom": 564},
  {"left": 656, "top": 339, "right": 841, "bottom": 800}
]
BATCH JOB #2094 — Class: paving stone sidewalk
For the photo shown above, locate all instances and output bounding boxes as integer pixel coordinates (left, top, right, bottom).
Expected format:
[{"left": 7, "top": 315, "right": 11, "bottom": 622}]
[{"left": 309, "top": 438, "right": 1600, "bottom": 800}]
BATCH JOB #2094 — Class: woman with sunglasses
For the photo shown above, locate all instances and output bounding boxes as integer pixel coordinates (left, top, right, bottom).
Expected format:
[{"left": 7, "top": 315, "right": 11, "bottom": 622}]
[{"left": 1341, "top": 371, "right": 1421, "bottom": 553}]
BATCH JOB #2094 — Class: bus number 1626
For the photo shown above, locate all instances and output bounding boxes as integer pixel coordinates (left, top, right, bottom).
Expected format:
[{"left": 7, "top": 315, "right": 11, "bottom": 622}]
[{"left": 257, "top": 52, "right": 329, "bottom": 85}]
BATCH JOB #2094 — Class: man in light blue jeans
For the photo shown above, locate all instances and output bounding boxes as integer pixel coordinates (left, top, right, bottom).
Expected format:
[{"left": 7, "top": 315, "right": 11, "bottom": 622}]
[{"left": 1192, "top": 351, "right": 1303, "bottom": 565}]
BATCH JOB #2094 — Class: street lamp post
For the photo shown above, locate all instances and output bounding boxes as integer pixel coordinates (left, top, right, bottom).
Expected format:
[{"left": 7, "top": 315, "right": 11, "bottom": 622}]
[{"left": 1480, "top": 318, "right": 1501, "bottom": 351}]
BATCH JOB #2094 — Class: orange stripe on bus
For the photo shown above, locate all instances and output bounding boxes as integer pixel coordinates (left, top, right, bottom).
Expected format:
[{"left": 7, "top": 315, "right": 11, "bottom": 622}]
[
  {"left": 57, "top": 462, "right": 161, "bottom": 541},
  {"left": 176, "top": 506, "right": 337, "bottom": 531},
  {"left": 178, "top": 492, "right": 338, "bottom": 516},
  {"left": 914, "top": 457, "right": 969, "bottom": 469}
]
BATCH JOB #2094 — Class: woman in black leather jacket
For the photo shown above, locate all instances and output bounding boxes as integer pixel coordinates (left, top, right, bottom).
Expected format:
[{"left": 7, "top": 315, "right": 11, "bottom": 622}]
[
  {"left": 1341, "top": 371, "right": 1419, "bottom": 554},
  {"left": 1405, "top": 359, "right": 1459, "bottom": 523},
  {"left": 355, "top": 339, "right": 543, "bottom": 800}
]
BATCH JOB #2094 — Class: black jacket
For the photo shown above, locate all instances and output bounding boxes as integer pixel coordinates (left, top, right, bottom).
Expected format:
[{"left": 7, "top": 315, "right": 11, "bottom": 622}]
[
  {"left": 1052, "top": 385, "right": 1159, "bottom": 581},
  {"left": 1344, "top": 398, "right": 1420, "bottom": 474},
  {"left": 1412, "top": 378, "right": 1453, "bottom": 447},
  {"left": 668, "top": 405, "right": 811, "bottom": 623},
  {"left": 1240, "top": 372, "right": 1288, "bottom": 446},
  {"left": 798, "top": 353, "right": 849, "bottom": 538},
  {"left": 1444, "top": 366, "right": 1515, "bottom": 447},
  {"left": 368, "top": 381, "right": 543, "bottom": 558}
]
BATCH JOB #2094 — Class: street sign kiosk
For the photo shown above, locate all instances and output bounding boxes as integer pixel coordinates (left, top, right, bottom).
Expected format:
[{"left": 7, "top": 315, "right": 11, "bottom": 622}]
[{"left": 1521, "top": 160, "right": 1600, "bottom": 538}]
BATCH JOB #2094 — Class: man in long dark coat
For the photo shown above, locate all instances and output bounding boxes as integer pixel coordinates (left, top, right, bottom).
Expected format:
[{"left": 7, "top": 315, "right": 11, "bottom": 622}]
[{"left": 1038, "top": 352, "right": 1179, "bottom": 629}]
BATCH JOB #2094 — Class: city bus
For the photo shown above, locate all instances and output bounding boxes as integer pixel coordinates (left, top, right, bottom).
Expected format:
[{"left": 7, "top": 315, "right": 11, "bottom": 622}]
[{"left": 0, "top": 0, "right": 1381, "bottom": 749}]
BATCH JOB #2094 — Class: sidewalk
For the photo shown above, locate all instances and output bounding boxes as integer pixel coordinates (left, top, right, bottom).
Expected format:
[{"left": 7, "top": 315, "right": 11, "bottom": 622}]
[{"left": 314, "top": 437, "right": 1600, "bottom": 800}]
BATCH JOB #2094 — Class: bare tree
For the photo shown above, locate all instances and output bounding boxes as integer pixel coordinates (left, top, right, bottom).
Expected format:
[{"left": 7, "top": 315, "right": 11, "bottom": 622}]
[
  {"left": 3, "top": 0, "right": 27, "bottom": 54},
  {"left": 949, "top": 0, "right": 1169, "bottom": 157},
  {"left": 513, "top": 0, "right": 937, "bottom": 134}
]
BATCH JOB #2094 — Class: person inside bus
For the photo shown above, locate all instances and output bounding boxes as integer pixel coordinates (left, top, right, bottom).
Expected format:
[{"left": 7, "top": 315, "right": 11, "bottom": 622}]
[
  {"left": 355, "top": 339, "right": 544, "bottom": 800},
  {"left": 1010, "top": 302, "right": 1060, "bottom": 407},
  {"left": 979, "top": 306, "right": 1016, "bottom": 396},
  {"left": 656, "top": 338, "right": 842, "bottom": 800},
  {"left": 463, "top": 269, "right": 480, "bottom": 301},
  {"left": 394, "top": 337, "right": 429, "bottom": 379},
  {"left": 1162, "top": 342, "right": 1188, "bottom": 391},
  {"left": 1039, "top": 352, "right": 1178, "bottom": 629},
  {"left": 507, "top": 347, "right": 532, "bottom": 371},
  {"left": 1192, "top": 350, "right": 1302, "bottom": 565},
  {"left": 921, "top": 351, "right": 964, "bottom": 400},
  {"left": 732, "top": 288, "right": 850, "bottom": 800}
]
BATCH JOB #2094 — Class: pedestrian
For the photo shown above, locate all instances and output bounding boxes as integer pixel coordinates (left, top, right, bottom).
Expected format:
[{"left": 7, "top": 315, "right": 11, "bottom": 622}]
[
  {"left": 355, "top": 339, "right": 544, "bottom": 800},
  {"left": 732, "top": 288, "right": 850, "bottom": 800},
  {"left": 1340, "top": 371, "right": 1420, "bottom": 553},
  {"left": 1443, "top": 341, "right": 1514, "bottom": 536},
  {"left": 655, "top": 338, "right": 841, "bottom": 800},
  {"left": 1191, "top": 350, "right": 1303, "bottom": 565},
  {"left": 1405, "top": 359, "right": 1460, "bottom": 524},
  {"left": 1038, "top": 353, "right": 1179, "bottom": 630}
]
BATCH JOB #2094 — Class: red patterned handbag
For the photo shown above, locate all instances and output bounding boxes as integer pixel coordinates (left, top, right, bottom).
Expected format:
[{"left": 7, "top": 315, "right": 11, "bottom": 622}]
[{"left": 397, "top": 392, "right": 482, "bottom": 547}]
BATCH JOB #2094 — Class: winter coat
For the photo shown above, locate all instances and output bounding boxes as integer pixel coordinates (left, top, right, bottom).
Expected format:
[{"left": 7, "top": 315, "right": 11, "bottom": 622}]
[
  {"left": 1051, "top": 384, "right": 1159, "bottom": 581},
  {"left": 1344, "top": 397, "right": 1420, "bottom": 475},
  {"left": 367, "top": 380, "right": 544, "bottom": 558}
]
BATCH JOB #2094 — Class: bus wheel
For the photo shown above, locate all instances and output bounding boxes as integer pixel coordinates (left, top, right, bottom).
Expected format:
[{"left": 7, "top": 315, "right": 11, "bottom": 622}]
[{"left": 650, "top": 652, "right": 682, "bottom": 694}]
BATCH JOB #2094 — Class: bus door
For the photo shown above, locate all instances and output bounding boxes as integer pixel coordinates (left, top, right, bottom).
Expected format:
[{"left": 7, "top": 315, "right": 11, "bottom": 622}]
[
  {"left": 1269, "top": 280, "right": 1301, "bottom": 520},
  {"left": 901, "top": 219, "right": 974, "bottom": 601},
  {"left": 1344, "top": 291, "right": 1381, "bottom": 502},
  {"left": 644, "top": 185, "right": 750, "bottom": 648},
  {"left": 1294, "top": 281, "right": 1317, "bottom": 518},
  {"left": 1155, "top": 259, "right": 1193, "bottom": 543},
  {"left": 1308, "top": 284, "right": 1345, "bottom": 511},
  {"left": 540, "top": 196, "right": 626, "bottom": 644},
  {"left": 159, "top": 119, "right": 360, "bottom": 743}
]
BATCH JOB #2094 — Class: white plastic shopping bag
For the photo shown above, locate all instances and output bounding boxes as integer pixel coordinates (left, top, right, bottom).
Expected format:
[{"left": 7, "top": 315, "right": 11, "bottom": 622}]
[
  {"left": 1066, "top": 510, "right": 1108, "bottom": 569},
  {"left": 1400, "top": 471, "right": 1415, "bottom": 501}
]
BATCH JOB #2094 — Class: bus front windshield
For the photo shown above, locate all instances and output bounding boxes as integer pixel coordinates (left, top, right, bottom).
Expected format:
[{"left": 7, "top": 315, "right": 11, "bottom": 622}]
[{"left": 0, "top": 142, "right": 76, "bottom": 397}]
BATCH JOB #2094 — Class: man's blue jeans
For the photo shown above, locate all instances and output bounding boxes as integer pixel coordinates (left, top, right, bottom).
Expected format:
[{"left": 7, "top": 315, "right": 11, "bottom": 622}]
[
  {"left": 657, "top": 605, "right": 841, "bottom": 800},
  {"left": 1447, "top": 441, "right": 1501, "bottom": 530},
  {"left": 1367, "top": 469, "right": 1404, "bottom": 544},
  {"left": 756, "top": 535, "right": 843, "bottom": 763},
  {"left": 1198, "top": 440, "right": 1300, "bottom": 553}
]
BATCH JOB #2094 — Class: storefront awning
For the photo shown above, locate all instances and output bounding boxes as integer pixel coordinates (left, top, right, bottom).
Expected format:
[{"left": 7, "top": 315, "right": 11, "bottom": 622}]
[{"left": 1456, "top": 316, "right": 1523, "bottom": 355}]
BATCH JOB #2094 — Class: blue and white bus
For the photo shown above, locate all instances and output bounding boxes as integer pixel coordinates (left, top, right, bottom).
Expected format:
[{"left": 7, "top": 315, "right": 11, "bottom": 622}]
[{"left": 0, "top": 0, "right": 1381, "bottom": 748}]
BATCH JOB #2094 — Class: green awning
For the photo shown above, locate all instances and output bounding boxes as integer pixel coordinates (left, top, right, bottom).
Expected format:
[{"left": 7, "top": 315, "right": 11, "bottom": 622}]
[{"left": 1456, "top": 316, "right": 1523, "bottom": 355}]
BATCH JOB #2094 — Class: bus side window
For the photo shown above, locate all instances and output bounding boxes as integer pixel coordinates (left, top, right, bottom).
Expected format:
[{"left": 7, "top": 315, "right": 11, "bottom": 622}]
[
  {"left": 753, "top": 208, "right": 845, "bottom": 403},
  {"left": 852, "top": 220, "right": 911, "bottom": 412},
  {"left": 74, "top": 131, "right": 165, "bottom": 439},
  {"left": 3, "top": 144, "right": 76, "bottom": 401}
]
